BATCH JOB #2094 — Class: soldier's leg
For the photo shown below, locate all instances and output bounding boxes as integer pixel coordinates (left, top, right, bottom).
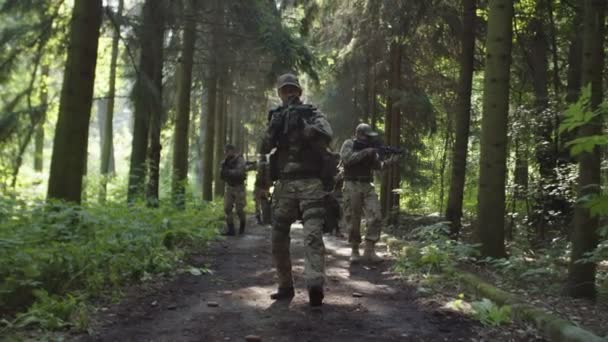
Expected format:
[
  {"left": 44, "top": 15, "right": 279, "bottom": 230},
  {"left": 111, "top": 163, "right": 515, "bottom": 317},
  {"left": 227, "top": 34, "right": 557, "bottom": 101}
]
[
  {"left": 345, "top": 182, "right": 363, "bottom": 246},
  {"left": 253, "top": 188, "right": 262, "bottom": 223},
  {"left": 271, "top": 182, "right": 298, "bottom": 298},
  {"left": 362, "top": 184, "right": 383, "bottom": 262},
  {"left": 298, "top": 179, "right": 326, "bottom": 306},
  {"left": 223, "top": 187, "right": 236, "bottom": 235},
  {"left": 235, "top": 185, "right": 247, "bottom": 234}
]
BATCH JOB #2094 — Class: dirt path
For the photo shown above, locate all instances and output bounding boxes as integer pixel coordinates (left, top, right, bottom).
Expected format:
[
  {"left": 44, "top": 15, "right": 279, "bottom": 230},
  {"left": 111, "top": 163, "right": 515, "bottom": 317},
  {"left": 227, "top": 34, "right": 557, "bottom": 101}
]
[{"left": 79, "top": 219, "right": 476, "bottom": 342}]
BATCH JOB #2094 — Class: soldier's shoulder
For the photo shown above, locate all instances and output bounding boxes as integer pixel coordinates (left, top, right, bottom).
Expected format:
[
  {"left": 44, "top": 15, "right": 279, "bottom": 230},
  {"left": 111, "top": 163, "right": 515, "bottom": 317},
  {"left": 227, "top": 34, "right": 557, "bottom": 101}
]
[
  {"left": 341, "top": 138, "right": 354, "bottom": 147},
  {"left": 267, "top": 106, "right": 283, "bottom": 121},
  {"left": 269, "top": 105, "right": 283, "bottom": 114}
]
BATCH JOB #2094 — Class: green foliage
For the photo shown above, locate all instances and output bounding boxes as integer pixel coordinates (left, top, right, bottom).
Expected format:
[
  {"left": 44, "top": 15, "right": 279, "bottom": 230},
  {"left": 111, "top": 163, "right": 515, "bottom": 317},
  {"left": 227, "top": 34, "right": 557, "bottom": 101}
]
[
  {"left": 470, "top": 298, "right": 512, "bottom": 326},
  {"left": 11, "top": 290, "right": 88, "bottom": 331},
  {"left": 393, "top": 223, "right": 479, "bottom": 274},
  {"left": 0, "top": 194, "right": 221, "bottom": 330}
]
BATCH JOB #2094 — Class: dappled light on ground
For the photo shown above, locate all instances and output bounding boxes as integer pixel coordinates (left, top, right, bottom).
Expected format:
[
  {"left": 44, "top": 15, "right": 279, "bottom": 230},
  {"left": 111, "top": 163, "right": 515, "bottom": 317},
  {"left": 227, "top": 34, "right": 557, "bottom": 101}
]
[{"left": 81, "top": 219, "right": 476, "bottom": 341}]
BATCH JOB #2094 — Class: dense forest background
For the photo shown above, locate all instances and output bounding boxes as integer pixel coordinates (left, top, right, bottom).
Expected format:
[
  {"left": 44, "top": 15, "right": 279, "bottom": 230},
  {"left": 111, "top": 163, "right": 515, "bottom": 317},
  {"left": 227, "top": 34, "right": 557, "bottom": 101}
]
[{"left": 1, "top": 0, "right": 607, "bottom": 338}]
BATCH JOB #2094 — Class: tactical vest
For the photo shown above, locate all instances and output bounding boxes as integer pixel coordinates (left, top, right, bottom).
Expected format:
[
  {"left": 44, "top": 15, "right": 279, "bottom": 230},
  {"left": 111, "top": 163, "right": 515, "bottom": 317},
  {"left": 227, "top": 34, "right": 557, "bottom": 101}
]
[
  {"left": 343, "top": 139, "right": 374, "bottom": 182},
  {"left": 221, "top": 155, "right": 246, "bottom": 186},
  {"left": 270, "top": 105, "right": 325, "bottom": 180}
]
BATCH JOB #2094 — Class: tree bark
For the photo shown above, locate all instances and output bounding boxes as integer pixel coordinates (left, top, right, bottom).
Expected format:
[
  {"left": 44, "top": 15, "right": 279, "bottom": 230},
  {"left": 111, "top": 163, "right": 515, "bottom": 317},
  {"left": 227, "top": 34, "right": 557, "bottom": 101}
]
[
  {"left": 47, "top": 0, "right": 102, "bottom": 204},
  {"left": 214, "top": 80, "right": 227, "bottom": 197},
  {"left": 381, "top": 40, "right": 401, "bottom": 220},
  {"left": 99, "top": 0, "right": 123, "bottom": 203},
  {"left": 475, "top": 0, "right": 513, "bottom": 259},
  {"left": 127, "top": 0, "right": 164, "bottom": 204},
  {"left": 202, "top": 74, "right": 217, "bottom": 201},
  {"left": 567, "top": 0, "right": 605, "bottom": 299},
  {"left": 171, "top": 0, "right": 198, "bottom": 209},
  {"left": 34, "top": 64, "right": 49, "bottom": 172},
  {"left": 144, "top": 0, "right": 165, "bottom": 208},
  {"left": 445, "top": 0, "right": 476, "bottom": 236}
]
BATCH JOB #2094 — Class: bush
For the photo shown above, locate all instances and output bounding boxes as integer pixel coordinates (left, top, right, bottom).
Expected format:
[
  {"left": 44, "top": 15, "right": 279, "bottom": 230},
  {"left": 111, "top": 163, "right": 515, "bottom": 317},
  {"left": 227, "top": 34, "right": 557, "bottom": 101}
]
[{"left": 0, "top": 196, "right": 222, "bottom": 329}]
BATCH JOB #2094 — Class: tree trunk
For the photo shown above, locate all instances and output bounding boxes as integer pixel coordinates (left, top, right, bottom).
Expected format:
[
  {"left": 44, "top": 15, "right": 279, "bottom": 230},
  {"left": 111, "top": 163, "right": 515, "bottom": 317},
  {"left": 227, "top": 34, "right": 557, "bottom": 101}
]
[
  {"left": 214, "top": 77, "right": 226, "bottom": 197},
  {"left": 565, "top": 2, "right": 583, "bottom": 105},
  {"left": 445, "top": 0, "right": 476, "bottom": 236},
  {"left": 381, "top": 40, "right": 401, "bottom": 220},
  {"left": 567, "top": 0, "right": 605, "bottom": 299},
  {"left": 34, "top": 64, "right": 49, "bottom": 172},
  {"left": 144, "top": 0, "right": 165, "bottom": 208},
  {"left": 99, "top": 0, "right": 123, "bottom": 203},
  {"left": 127, "top": 0, "right": 164, "bottom": 204},
  {"left": 202, "top": 74, "right": 217, "bottom": 201},
  {"left": 388, "top": 44, "right": 402, "bottom": 224},
  {"left": 47, "top": 0, "right": 102, "bottom": 204},
  {"left": 529, "top": 5, "right": 554, "bottom": 240},
  {"left": 475, "top": 0, "right": 513, "bottom": 259},
  {"left": 171, "top": 0, "right": 198, "bottom": 209}
]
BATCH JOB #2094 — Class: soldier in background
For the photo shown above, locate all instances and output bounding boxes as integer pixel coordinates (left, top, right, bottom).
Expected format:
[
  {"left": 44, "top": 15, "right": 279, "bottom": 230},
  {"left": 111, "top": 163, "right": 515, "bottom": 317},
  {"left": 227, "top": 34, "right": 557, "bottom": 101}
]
[
  {"left": 220, "top": 144, "right": 247, "bottom": 236},
  {"left": 323, "top": 160, "right": 345, "bottom": 237},
  {"left": 259, "top": 73, "right": 334, "bottom": 307},
  {"left": 340, "top": 123, "right": 398, "bottom": 263},
  {"left": 254, "top": 156, "right": 272, "bottom": 225}
]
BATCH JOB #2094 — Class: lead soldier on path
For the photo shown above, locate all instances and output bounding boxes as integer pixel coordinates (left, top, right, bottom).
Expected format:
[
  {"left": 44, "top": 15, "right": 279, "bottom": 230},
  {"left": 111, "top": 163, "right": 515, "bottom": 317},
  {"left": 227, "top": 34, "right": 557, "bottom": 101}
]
[{"left": 259, "top": 73, "right": 334, "bottom": 307}]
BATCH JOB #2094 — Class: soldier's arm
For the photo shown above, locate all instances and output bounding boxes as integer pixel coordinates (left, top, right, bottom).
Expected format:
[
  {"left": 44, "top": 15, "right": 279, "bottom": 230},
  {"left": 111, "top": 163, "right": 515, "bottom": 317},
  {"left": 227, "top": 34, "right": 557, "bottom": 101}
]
[
  {"left": 227, "top": 156, "right": 246, "bottom": 177},
  {"left": 340, "top": 139, "right": 373, "bottom": 167},
  {"left": 303, "top": 110, "right": 333, "bottom": 141}
]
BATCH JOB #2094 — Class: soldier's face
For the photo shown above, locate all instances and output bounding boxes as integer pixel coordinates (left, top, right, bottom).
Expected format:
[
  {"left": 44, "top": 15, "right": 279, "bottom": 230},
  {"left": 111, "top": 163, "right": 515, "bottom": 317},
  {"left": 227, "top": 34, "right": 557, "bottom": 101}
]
[
  {"left": 356, "top": 132, "right": 369, "bottom": 141},
  {"left": 278, "top": 85, "right": 302, "bottom": 104}
]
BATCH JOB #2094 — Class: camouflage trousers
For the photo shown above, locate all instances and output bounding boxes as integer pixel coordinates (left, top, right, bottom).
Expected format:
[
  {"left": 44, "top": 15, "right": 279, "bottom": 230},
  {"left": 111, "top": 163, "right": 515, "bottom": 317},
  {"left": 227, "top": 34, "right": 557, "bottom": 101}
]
[
  {"left": 272, "top": 178, "right": 326, "bottom": 288},
  {"left": 343, "top": 181, "right": 382, "bottom": 245},
  {"left": 254, "top": 187, "right": 269, "bottom": 215},
  {"left": 224, "top": 184, "right": 246, "bottom": 226}
]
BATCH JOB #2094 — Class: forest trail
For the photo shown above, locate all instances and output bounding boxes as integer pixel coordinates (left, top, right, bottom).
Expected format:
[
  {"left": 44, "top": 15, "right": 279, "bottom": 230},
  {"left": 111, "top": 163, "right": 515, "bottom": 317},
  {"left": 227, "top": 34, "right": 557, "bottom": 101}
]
[{"left": 79, "top": 219, "right": 475, "bottom": 342}]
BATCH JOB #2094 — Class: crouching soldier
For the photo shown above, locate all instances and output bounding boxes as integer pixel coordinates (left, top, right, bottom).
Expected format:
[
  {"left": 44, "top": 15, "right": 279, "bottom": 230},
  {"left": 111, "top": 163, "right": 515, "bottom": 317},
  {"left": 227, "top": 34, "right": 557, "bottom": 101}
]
[{"left": 220, "top": 144, "right": 247, "bottom": 236}]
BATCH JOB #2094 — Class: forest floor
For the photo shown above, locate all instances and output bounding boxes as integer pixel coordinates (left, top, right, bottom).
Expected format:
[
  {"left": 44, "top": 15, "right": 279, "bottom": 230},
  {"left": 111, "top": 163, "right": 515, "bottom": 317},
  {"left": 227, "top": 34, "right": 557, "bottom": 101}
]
[{"left": 70, "top": 218, "right": 544, "bottom": 342}]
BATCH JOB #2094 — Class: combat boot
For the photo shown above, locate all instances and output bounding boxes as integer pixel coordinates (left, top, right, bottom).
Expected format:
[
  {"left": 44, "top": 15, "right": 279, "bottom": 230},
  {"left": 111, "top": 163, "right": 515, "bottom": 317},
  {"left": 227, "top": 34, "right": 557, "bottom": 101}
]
[
  {"left": 362, "top": 241, "right": 383, "bottom": 263},
  {"left": 239, "top": 220, "right": 246, "bottom": 235},
  {"left": 349, "top": 244, "right": 361, "bottom": 263},
  {"left": 308, "top": 285, "right": 324, "bottom": 307},
  {"left": 221, "top": 223, "right": 236, "bottom": 236},
  {"left": 270, "top": 286, "right": 295, "bottom": 300}
]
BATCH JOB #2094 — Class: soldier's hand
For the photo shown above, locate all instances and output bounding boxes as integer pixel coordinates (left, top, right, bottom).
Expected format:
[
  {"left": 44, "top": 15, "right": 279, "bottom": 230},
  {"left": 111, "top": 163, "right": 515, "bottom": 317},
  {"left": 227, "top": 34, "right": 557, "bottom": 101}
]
[
  {"left": 363, "top": 148, "right": 378, "bottom": 158},
  {"left": 386, "top": 155, "right": 400, "bottom": 164}
]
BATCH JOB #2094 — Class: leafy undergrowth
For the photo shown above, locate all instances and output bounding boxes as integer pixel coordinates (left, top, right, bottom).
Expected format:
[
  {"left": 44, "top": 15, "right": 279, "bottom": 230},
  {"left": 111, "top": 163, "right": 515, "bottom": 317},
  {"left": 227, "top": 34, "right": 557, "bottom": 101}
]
[
  {"left": 387, "top": 218, "right": 608, "bottom": 338},
  {"left": 0, "top": 195, "right": 222, "bottom": 334}
]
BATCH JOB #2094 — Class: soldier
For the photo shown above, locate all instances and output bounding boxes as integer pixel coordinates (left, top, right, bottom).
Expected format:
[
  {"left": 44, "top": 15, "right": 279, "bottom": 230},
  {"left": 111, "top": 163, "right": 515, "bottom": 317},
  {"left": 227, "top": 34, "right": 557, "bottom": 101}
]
[
  {"left": 220, "top": 144, "right": 247, "bottom": 236},
  {"left": 259, "top": 73, "right": 334, "bottom": 307},
  {"left": 340, "top": 123, "right": 398, "bottom": 263},
  {"left": 253, "top": 156, "right": 272, "bottom": 225}
]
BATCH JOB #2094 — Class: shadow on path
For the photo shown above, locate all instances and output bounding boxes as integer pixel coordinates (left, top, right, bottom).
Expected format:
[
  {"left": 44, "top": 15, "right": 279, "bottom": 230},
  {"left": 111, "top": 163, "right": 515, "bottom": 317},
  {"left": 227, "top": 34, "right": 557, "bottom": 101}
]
[{"left": 79, "top": 219, "right": 475, "bottom": 342}]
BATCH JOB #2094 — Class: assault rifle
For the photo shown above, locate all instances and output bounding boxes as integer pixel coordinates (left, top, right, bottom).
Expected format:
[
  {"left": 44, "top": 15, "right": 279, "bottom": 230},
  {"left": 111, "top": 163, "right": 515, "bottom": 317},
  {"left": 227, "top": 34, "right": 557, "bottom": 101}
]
[
  {"left": 268, "top": 96, "right": 315, "bottom": 143},
  {"left": 352, "top": 139, "right": 405, "bottom": 160},
  {"left": 245, "top": 160, "right": 257, "bottom": 172}
]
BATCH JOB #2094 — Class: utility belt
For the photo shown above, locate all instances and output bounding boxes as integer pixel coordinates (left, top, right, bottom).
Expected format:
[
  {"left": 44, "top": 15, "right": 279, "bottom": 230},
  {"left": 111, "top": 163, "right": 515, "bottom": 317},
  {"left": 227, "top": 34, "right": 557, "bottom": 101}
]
[
  {"left": 226, "top": 180, "right": 245, "bottom": 187},
  {"left": 279, "top": 171, "right": 319, "bottom": 180},
  {"left": 344, "top": 176, "right": 373, "bottom": 183}
]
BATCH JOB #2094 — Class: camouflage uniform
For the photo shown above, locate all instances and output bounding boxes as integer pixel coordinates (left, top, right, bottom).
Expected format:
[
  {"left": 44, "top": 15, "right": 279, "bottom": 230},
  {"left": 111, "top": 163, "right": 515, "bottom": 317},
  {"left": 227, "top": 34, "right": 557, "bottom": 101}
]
[
  {"left": 220, "top": 154, "right": 247, "bottom": 233},
  {"left": 254, "top": 160, "right": 272, "bottom": 224},
  {"left": 340, "top": 139, "right": 383, "bottom": 245},
  {"left": 260, "top": 95, "right": 333, "bottom": 291}
]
